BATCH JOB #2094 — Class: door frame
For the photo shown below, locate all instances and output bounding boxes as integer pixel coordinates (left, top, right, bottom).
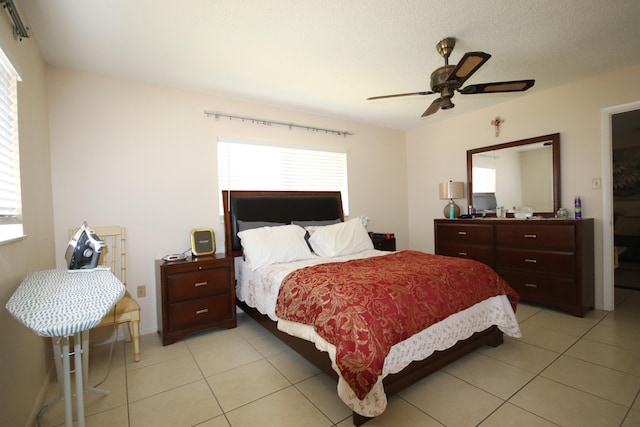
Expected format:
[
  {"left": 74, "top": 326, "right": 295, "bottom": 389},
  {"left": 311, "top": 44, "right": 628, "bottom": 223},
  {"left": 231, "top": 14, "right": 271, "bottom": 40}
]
[{"left": 601, "top": 100, "right": 640, "bottom": 311}]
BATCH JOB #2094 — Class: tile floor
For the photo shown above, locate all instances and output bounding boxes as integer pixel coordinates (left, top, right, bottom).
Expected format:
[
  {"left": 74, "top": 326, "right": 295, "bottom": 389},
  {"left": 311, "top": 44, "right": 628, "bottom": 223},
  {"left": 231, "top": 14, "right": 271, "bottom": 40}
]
[{"left": 38, "top": 288, "right": 640, "bottom": 427}]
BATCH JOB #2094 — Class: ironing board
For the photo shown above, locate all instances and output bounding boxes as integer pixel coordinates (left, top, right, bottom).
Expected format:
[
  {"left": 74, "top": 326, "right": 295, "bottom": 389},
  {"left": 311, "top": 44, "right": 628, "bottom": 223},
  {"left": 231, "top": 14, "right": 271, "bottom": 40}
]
[{"left": 6, "top": 268, "right": 125, "bottom": 427}]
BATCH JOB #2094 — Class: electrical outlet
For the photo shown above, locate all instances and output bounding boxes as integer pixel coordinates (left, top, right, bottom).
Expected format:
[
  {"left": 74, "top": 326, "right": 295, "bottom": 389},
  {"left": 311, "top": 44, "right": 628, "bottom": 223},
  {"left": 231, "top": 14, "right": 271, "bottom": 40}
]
[
  {"left": 137, "top": 285, "right": 146, "bottom": 298},
  {"left": 592, "top": 177, "right": 602, "bottom": 190}
]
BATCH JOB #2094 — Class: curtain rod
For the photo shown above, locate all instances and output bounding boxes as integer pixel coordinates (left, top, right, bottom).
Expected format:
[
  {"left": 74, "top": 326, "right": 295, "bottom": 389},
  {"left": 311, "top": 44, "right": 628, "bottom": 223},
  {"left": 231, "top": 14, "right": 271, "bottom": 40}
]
[{"left": 204, "top": 111, "right": 353, "bottom": 137}]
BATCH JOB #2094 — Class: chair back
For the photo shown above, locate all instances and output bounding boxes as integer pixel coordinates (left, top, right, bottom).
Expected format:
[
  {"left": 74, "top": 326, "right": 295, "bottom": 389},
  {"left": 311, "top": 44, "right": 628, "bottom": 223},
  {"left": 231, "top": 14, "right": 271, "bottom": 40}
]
[{"left": 69, "top": 225, "right": 126, "bottom": 286}]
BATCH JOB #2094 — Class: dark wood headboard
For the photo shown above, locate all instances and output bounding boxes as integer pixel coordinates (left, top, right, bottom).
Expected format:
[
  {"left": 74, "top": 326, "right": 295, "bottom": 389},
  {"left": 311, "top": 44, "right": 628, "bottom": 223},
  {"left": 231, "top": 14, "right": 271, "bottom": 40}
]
[{"left": 222, "top": 190, "right": 345, "bottom": 257}]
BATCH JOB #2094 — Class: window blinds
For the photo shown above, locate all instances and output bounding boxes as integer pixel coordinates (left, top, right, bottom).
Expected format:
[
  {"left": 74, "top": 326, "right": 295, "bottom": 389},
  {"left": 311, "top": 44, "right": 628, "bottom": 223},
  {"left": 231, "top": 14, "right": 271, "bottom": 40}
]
[
  {"left": 217, "top": 139, "right": 349, "bottom": 214},
  {"left": 0, "top": 50, "right": 20, "bottom": 223}
]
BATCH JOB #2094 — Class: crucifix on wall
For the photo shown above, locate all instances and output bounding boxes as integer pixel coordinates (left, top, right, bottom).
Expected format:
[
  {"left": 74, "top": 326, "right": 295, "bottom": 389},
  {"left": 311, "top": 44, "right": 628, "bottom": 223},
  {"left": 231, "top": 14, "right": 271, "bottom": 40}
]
[{"left": 491, "top": 116, "right": 504, "bottom": 137}]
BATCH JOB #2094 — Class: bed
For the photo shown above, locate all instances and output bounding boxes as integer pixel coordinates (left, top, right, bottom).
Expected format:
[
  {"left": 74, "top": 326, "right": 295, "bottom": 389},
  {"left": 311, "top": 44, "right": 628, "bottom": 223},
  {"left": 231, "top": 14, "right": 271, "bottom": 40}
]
[{"left": 222, "top": 190, "right": 520, "bottom": 425}]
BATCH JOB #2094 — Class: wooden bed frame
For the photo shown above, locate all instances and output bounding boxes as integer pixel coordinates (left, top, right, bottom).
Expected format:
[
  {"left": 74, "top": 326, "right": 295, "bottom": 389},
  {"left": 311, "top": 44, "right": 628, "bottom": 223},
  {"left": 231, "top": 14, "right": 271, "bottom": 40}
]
[{"left": 222, "top": 190, "right": 504, "bottom": 426}]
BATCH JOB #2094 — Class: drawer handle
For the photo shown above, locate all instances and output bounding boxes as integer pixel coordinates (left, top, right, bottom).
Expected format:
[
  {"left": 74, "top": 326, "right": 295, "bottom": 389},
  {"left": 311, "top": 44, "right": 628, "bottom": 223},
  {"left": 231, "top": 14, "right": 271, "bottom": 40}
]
[
  {"left": 525, "top": 283, "right": 538, "bottom": 288},
  {"left": 524, "top": 234, "right": 537, "bottom": 239},
  {"left": 457, "top": 252, "right": 468, "bottom": 256},
  {"left": 457, "top": 231, "right": 467, "bottom": 236},
  {"left": 195, "top": 308, "right": 209, "bottom": 315},
  {"left": 194, "top": 281, "right": 208, "bottom": 287},
  {"left": 524, "top": 259, "right": 537, "bottom": 263}
]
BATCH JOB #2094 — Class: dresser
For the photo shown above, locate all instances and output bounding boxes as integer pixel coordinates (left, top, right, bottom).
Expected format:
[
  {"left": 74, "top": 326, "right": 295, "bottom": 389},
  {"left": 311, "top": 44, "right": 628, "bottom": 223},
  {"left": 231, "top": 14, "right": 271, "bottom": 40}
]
[
  {"left": 434, "top": 218, "right": 594, "bottom": 317},
  {"left": 156, "top": 254, "right": 236, "bottom": 345}
]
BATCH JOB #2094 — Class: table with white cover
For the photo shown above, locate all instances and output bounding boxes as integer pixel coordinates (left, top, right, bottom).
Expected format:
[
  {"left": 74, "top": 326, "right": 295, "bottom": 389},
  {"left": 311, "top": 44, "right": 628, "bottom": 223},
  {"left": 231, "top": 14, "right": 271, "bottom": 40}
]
[{"left": 6, "top": 268, "right": 125, "bottom": 427}]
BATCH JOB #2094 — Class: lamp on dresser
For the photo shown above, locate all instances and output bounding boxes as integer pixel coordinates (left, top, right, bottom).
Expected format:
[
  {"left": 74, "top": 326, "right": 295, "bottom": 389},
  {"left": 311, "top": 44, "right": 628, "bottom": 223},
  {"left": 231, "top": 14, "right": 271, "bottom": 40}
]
[{"left": 439, "top": 180, "right": 464, "bottom": 218}]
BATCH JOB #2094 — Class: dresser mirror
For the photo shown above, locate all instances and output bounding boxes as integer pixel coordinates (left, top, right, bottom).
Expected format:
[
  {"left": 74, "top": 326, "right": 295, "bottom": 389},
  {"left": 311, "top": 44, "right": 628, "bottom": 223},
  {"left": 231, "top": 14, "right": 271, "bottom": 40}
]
[{"left": 466, "top": 133, "right": 560, "bottom": 217}]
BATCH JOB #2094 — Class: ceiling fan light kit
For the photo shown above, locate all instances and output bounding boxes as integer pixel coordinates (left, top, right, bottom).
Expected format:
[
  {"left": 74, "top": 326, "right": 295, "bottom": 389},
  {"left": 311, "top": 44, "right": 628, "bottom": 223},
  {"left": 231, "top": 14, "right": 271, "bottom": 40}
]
[{"left": 368, "top": 37, "right": 535, "bottom": 117}]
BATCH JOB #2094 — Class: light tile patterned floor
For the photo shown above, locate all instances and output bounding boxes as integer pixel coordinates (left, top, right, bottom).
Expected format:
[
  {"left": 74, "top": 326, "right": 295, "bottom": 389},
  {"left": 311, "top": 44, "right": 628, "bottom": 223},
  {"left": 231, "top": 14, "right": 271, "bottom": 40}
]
[{"left": 38, "top": 288, "right": 640, "bottom": 427}]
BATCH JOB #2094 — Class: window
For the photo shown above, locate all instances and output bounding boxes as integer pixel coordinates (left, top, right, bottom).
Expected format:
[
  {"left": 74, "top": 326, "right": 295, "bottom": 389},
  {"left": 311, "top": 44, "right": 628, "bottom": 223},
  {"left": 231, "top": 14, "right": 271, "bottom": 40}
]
[
  {"left": 472, "top": 167, "right": 496, "bottom": 193},
  {"left": 217, "top": 138, "right": 349, "bottom": 214},
  {"left": 0, "top": 47, "right": 22, "bottom": 243}
]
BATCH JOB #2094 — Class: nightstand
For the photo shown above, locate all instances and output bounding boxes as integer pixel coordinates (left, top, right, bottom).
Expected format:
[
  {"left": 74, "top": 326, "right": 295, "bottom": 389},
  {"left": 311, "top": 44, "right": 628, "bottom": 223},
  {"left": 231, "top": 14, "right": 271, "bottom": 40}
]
[
  {"left": 369, "top": 232, "right": 396, "bottom": 251},
  {"left": 155, "top": 254, "right": 236, "bottom": 345}
]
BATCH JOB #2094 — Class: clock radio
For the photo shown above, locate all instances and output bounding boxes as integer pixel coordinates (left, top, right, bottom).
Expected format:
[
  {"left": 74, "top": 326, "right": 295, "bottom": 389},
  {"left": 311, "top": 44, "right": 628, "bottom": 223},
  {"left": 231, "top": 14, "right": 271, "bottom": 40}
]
[{"left": 190, "top": 228, "right": 215, "bottom": 256}]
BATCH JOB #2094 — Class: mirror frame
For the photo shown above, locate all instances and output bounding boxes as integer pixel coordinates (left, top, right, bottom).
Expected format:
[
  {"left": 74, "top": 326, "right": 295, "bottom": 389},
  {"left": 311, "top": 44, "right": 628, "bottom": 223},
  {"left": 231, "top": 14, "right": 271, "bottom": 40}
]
[{"left": 466, "top": 133, "right": 560, "bottom": 217}]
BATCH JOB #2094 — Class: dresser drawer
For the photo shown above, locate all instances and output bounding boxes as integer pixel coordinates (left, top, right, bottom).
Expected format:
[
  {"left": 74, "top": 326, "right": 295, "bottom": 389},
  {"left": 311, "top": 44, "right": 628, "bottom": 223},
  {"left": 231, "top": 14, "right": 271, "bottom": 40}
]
[
  {"left": 168, "top": 295, "right": 233, "bottom": 331},
  {"left": 166, "top": 267, "right": 231, "bottom": 302},
  {"left": 499, "top": 270, "right": 576, "bottom": 306},
  {"left": 496, "top": 224, "right": 575, "bottom": 251},
  {"left": 495, "top": 248, "right": 574, "bottom": 276},
  {"left": 436, "top": 223, "right": 494, "bottom": 245},
  {"left": 437, "top": 243, "right": 494, "bottom": 266}
]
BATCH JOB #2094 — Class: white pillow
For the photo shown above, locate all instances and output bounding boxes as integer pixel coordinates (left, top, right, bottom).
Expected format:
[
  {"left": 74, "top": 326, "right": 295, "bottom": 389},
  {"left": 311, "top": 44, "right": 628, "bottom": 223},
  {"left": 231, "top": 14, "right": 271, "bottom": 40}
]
[
  {"left": 307, "top": 218, "right": 373, "bottom": 257},
  {"left": 237, "top": 224, "right": 313, "bottom": 270}
]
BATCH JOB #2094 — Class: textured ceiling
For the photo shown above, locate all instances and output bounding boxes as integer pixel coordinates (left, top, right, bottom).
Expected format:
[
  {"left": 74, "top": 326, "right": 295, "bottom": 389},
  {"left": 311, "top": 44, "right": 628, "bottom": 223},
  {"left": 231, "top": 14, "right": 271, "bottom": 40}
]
[{"left": 15, "top": 0, "right": 640, "bottom": 130}]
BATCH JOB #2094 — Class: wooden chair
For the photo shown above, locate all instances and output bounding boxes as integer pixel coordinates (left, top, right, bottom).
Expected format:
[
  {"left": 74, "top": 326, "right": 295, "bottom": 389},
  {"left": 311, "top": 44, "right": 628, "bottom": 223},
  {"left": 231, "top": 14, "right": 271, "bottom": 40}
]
[{"left": 69, "top": 225, "right": 141, "bottom": 361}]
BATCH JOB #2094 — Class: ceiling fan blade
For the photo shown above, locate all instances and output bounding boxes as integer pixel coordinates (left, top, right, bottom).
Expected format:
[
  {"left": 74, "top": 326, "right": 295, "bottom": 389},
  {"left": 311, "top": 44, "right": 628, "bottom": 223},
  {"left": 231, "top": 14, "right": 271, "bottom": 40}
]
[
  {"left": 422, "top": 98, "right": 443, "bottom": 117},
  {"left": 367, "top": 90, "right": 433, "bottom": 100},
  {"left": 447, "top": 52, "right": 491, "bottom": 86},
  {"left": 459, "top": 79, "right": 535, "bottom": 94}
]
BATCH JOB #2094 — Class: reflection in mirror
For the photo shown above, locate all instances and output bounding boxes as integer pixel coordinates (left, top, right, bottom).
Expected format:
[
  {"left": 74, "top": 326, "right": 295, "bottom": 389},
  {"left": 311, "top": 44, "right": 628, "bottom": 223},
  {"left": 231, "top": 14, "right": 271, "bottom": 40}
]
[{"left": 467, "top": 133, "right": 560, "bottom": 217}]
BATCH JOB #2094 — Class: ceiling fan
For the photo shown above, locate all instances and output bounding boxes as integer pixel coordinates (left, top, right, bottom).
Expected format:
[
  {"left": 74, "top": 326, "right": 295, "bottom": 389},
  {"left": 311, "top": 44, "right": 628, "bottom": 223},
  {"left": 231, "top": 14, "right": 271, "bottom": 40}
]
[{"left": 367, "top": 38, "right": 535, "bottom": 117}]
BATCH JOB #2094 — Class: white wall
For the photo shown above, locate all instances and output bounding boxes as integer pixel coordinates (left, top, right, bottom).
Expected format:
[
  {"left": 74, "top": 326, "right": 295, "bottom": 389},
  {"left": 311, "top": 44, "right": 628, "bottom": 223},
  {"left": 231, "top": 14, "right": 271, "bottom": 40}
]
[
  {"left": 47, "top": 67, "right": 408, "bottom": 336},
  {"left": 0, "top": 20, "right": 56, "bottom": 427},
  {"left": 407, "top": 64, "right": 640, "bottom": 311}
]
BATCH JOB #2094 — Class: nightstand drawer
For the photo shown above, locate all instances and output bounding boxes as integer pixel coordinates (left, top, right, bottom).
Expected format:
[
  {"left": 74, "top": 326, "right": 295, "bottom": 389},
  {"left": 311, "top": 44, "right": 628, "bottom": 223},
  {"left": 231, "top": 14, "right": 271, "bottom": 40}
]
[
  {"left": 168, "top": 295, "right": 233, "bottom": 331},
  {"left": 372, "top": 238, "right": 396, "bottom": 251},
  {"left": 496, "top": 224, "right": 575, "bottom": 251},
  {"left": 495, "top": 248, "right": 574, "bottom": 276},
  {"left": 166, "top": 267, "right": 231, "bottom": 302}
]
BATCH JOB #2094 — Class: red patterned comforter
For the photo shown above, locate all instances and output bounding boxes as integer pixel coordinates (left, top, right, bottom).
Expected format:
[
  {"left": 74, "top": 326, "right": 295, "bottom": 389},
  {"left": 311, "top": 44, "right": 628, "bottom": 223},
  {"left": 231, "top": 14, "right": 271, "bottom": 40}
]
[{"left": 275, "top": 250, "right": 518, "bottom": 400}]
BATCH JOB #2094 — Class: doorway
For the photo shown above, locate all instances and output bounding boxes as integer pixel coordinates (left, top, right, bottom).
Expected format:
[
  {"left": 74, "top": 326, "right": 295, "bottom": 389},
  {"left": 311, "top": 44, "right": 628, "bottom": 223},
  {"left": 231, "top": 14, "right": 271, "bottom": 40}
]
[
  {"left": 612, "top": 109, "right": 640, "bottom": 291},
  {"left": 602, "top": 101, "right": 640, "bottom": 311}
]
